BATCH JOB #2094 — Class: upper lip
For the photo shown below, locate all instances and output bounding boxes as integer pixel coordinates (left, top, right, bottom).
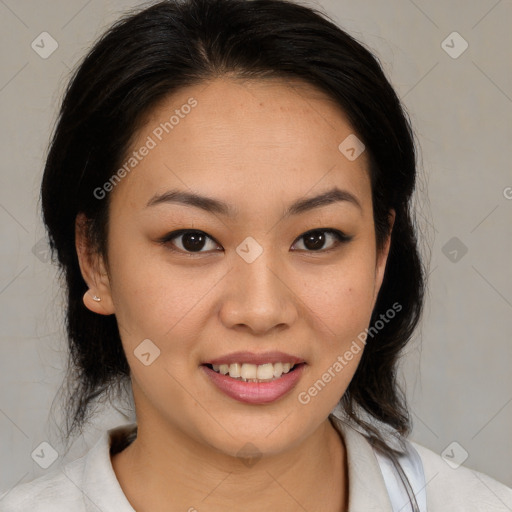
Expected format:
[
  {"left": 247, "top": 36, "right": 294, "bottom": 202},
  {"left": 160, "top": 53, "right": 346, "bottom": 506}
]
[{"left": 203, "top": 351, "right": 305, "bottom": 366}]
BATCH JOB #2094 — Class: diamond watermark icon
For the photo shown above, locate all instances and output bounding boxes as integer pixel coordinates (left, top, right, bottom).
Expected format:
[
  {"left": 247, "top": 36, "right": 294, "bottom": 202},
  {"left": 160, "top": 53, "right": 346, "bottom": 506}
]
[
  {"left": 338, "top": 134, "right": 365, "bottom": 161},
  {"left": 134, "top": 338, "right": 161, "bottom": 366},
  {"left": 441, "top": 441, "right": 469, "bottom": 469},
  {"left": 236, "top": 236, "right": 263, "bottom": 264},
  {"left": 237, "top": 442, "right": 262, "bottom": 468},
  {"left": 31, "top": 32, "right": 59, "bottom": 59},
  {"left": 441, "top": 32, "right": 468, "bottom": 59},
  {"left": 31, "top": 237, "right": 51, "bottom": 263},
  {"left": 31, "top": 441, "right": 59, "bottom": 469},
  {"left": 442, "top": 236, "right": 468, "bottom": 263}
]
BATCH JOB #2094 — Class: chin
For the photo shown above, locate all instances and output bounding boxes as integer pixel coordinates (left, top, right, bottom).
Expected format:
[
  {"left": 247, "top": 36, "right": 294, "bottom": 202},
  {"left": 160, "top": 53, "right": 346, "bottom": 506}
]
[{"left": 193, "top": 408, "right": 317, "bottom": 459}]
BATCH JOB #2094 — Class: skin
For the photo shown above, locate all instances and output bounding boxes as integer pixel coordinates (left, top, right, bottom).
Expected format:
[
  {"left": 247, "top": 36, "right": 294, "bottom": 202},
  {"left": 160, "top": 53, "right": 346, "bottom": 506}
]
[{"left": 76, "top": 77, "right": 394, "bottom": 512}]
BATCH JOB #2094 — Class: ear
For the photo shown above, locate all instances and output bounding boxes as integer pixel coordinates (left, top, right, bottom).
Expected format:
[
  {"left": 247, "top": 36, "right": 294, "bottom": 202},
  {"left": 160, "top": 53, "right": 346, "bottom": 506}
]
[
  {"left": 372, "top": 209, "right": 395, "bottom": 309},
  {"left": 75, "top": 212, "right": 115, "bottom": 315}
]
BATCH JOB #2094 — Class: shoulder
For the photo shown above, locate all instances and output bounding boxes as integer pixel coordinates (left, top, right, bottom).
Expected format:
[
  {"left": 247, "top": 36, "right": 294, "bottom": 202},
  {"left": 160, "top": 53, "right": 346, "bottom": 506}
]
[
  {"left": 0, "top": 423, "right": 137, "bottom": 512},
  {"left": 0, "top": 456, "right": 87, "bottom": 512},
  {"left": 411, "top": 441, "right": 512, "bottom": 511}
]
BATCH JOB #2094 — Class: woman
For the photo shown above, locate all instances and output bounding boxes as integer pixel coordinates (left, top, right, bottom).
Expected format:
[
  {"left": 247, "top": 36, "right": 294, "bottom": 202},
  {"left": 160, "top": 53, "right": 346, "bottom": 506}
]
[{"left": 1, "top": 0, "right": 510, "bottom": 510}]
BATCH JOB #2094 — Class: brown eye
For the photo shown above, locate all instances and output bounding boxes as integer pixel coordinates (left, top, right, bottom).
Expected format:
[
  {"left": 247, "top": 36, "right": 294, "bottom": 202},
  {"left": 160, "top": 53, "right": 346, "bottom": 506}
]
[
  {"left": 291, "top": 229, "right": 352, "bottom": 252},
  {"left": 160, "top": 230, "right": 221, "bottom": 253}
]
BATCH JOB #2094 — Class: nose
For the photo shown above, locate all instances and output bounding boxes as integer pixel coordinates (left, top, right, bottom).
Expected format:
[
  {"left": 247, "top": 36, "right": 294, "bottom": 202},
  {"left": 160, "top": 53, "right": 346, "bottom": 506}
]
[{"left": 218, "top": 252, "right": 298, "bottom": 336}]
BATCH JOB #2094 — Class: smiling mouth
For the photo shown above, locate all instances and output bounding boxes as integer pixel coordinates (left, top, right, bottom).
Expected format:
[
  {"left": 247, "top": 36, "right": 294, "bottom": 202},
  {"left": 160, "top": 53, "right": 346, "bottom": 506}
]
[{"left": 203, "top": 362, "right": 303, "bottom": 382}]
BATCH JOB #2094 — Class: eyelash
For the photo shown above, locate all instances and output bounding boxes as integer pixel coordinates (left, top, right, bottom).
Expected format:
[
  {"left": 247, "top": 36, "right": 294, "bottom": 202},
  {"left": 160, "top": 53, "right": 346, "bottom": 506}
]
[{"left": 157, "top": 228, "right": 353, "bottom": 256}]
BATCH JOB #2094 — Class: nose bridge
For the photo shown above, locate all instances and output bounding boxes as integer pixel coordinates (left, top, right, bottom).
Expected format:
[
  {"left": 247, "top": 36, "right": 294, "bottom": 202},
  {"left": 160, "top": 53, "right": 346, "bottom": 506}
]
[
  {"left": 241, "top": 252, "right": 282, "bottom": 300},
  {"left": 220, "top": 244, "right": 297, "bottom": 333}
]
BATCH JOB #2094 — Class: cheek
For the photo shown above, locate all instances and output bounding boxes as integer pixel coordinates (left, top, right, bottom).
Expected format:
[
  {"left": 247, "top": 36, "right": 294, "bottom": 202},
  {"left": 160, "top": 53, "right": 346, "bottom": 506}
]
[
  {"left": 295, "top": 266, "right": 375, "bottom": 410},
  {"left": 106, "top": 250, "right": 249, "bottom": 405},
  {"left": 106, "top": 234, "right": 218, "bottom": 349},
  {"left": 305, "top": 277, "right": 374, "bottom": 335},
  {"left": 295, "top": 245, "right": 377, "bottom": 406},
  {"left": 300, "top": 255, "right": 377, "bottom": 344}
]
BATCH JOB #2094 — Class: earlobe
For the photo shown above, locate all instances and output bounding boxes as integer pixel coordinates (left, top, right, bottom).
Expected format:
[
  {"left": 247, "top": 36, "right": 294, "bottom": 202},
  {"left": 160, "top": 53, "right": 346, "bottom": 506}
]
[{"left": 75, "top": 213, "right": 115, "bottom": 316}]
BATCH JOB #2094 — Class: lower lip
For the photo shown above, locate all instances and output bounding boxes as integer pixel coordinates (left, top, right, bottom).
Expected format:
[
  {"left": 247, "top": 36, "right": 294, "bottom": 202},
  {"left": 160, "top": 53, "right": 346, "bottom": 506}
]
[{"left": 201, "top": 364, "right": 305, "bottom": 404}]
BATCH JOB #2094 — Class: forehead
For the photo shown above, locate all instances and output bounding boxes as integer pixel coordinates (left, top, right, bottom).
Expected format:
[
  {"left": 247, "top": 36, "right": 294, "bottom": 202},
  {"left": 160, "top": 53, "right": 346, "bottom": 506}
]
[{"left": 109, "top": 77, "right": 371, "bottom": 217}]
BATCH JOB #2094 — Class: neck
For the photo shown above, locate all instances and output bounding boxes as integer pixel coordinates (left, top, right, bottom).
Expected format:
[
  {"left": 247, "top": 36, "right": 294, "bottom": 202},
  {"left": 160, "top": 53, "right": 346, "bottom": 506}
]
[{"left": 111, "top": 416, "right": 348, "bottom": 512}]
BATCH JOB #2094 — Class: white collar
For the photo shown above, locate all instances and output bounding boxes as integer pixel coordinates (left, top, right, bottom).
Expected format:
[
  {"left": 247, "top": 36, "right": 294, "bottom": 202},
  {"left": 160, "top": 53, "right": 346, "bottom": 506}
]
[{"left": 74, "top": 419, "right": 396, "bottom": 511}]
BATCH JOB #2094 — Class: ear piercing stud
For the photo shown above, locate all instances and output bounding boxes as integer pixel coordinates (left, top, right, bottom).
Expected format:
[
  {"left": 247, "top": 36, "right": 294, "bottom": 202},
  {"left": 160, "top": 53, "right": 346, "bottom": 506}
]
[{"left": 92, "top": 295, "right": 101, "bottom": 302}]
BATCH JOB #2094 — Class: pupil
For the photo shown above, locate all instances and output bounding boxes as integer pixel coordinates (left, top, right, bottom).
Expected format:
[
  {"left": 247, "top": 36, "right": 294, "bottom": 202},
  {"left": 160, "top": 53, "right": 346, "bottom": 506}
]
[
  {"left": 183, "top": 232, "right": 205, "bottom": 252},
  {"left": 304, "top": 231, "right": 325, "bottom": 250}
]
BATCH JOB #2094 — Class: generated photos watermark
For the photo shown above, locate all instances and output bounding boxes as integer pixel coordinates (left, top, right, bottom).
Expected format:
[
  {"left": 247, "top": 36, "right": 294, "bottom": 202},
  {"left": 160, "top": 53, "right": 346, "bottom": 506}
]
[
  {"left": 298, "top": 302, "right": 402, "bottom": 405},
  {"left": 93, "top": 97, "right": 198, "bottom": 200}
]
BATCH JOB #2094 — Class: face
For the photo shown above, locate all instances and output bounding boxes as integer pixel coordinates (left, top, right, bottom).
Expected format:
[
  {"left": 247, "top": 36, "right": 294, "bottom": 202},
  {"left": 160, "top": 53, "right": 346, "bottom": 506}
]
[{"left": 77, "top": 77, "right": 393, "bottom": 458}]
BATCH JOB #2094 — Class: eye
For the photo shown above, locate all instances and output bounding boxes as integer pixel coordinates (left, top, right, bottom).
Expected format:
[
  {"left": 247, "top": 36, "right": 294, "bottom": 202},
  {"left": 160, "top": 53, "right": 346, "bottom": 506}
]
[
  {"left": 158, "top": 228, "right": 352, "bottom": 256},
  {"left": 158, "top": 230, "right": 221, "bottom": 254},
  {"left": 291, "top": 228, "right": 352, "bottom": 252}
]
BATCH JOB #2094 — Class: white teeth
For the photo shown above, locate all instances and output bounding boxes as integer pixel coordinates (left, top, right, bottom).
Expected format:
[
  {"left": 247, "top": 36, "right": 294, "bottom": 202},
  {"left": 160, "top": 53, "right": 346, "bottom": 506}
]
[
  {"left": 241, "top": 363, "right": 257, "bottom": 380},
  {"left": 273, "top": 362, "right": 283, "bottom": 378},
  {"left": 256, "top": 363, "right": 274, "bottom": 380},
  {"left": 209, "top": 362, "right": 297, "bottom": 381},
  {"left": 229, "top": 363, "right": 241, "bottom": 378}
]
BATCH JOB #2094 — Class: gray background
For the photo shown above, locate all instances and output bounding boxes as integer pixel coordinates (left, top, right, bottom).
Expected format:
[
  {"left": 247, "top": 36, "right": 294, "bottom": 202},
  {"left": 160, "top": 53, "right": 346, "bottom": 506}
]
[{"left": 0, "top": 0, "right": 511, "bottom": 494}]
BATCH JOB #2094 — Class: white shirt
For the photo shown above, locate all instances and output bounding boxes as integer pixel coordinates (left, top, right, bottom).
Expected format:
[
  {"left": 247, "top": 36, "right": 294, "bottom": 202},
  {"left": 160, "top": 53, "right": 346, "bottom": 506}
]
[{"left": 1, "top": 419, "right": 511, "bottom": 511}]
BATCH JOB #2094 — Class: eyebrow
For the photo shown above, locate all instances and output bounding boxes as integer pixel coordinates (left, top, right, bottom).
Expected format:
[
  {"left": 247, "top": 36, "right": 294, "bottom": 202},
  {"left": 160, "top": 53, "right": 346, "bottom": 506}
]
[{"left": 145, "top": 186, "right": 362, "bottom": 217}]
